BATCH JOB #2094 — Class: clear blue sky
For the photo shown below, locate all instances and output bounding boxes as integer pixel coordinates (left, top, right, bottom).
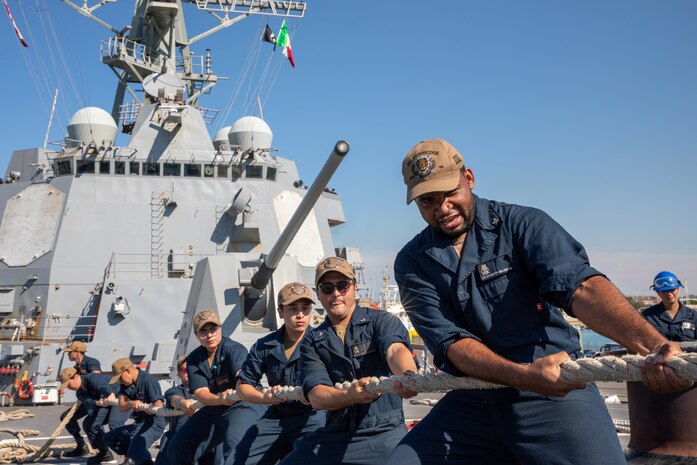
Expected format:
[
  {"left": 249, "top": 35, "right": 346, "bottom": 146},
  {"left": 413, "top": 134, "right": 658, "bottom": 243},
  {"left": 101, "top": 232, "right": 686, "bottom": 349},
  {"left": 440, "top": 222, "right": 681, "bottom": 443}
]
[{"left": 2, "top": 1, "right": 696, "bottom": 296}]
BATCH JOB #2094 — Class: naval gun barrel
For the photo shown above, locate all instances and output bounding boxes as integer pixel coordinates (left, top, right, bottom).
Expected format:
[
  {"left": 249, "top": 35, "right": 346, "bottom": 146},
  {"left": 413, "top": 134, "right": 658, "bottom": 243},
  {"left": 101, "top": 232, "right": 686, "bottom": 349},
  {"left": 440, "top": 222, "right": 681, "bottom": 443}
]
[{"left": 250, "top": 140, "right": 350, "bottom": 290}]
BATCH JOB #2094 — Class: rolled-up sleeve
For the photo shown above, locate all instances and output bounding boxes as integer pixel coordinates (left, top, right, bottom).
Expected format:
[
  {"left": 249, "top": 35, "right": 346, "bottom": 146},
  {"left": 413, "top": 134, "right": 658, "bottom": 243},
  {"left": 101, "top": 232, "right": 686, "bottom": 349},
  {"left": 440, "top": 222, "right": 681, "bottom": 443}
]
[
  {"left": 144, "top": 375, "right": 165, "bottom": 404},
  {"left": 224, "top": 339, "right": 248, "bottom": 377},
  {"left": 238, "top": 342, "right": 264, "bottom": 387},
  {"left": 186, "top": 350, "right": 208, "bottom": 393},
  {"left": 164, "top": 385, "right": 182, "bottom": 407},
  {"left": 374, "top": 312, "right": 411, "bottom": 362},
  {"left": 299, "top": 334, "right": 333, "bottom": 398},
  {"left": 511, "top": 207, "right": 604, "bottom": 312},
  {"left": 395, "top": 247, "right": 476, "bottom": 372}
]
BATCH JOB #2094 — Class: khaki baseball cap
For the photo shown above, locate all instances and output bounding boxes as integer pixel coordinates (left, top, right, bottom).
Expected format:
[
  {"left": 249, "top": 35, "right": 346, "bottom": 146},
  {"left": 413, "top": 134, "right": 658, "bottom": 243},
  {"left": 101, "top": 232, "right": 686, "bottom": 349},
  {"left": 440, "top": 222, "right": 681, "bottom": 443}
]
[
  {"left": 278, "top": 282, "right": 315, "bottom": 306},
  {"left": 402, "top": 138, "right": 465, "bottom": 204},
  {"left": 315, "top": 257, "right": 355, "bottom": 286},
  {"left": 193, "top": 310, "right": 222, "bottom": 333},
  {"left": 63, "top": 341, "right": 87, "bottom": 353},
  {"left": 59, "top": 367, "right": 78, "bottom": 390},
  {"left": 110, "top": 357, "right": 133, "bottom": 384}
]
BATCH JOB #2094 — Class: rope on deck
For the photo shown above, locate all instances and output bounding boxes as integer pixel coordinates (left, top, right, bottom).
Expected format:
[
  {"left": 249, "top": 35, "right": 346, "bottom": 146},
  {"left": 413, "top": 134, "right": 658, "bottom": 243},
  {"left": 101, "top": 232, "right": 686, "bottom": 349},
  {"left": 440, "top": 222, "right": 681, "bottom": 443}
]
[
  {"left": 0, "top": 410, "right": 34, "bottom": 422},
  {"left": 14, "top": 401, "right": 84, "bottom": 463}
]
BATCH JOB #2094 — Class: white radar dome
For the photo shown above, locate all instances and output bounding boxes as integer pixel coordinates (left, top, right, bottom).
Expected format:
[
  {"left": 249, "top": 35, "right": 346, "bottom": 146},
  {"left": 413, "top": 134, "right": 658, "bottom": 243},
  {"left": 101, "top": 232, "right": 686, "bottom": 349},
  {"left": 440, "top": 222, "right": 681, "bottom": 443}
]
[
  {"left": 213, "top": 126, "right": 232, "bottom": 151},
  {"left": 66, "top": 107, "right": 118, "bottom": 148},
  {"left": 228, "top": 116, "right": 273, "bottom": 154}
]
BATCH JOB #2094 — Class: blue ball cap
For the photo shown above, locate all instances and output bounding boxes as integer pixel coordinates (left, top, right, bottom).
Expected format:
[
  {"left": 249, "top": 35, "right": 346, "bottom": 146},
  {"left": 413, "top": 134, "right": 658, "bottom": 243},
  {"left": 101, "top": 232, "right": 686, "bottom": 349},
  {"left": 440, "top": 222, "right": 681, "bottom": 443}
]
[{"left": 650, "top": 271, "right": 683, "bottom": 292}]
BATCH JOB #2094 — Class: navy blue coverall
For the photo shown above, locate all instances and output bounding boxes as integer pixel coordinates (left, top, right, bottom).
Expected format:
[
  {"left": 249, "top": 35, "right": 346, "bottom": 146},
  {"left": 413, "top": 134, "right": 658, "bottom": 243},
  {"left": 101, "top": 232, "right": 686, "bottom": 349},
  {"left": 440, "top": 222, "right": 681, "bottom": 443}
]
[
  {"left": 153, "top": 384, "right": 221, "bottom": 465},
  {"left": 103, "top": 369, "right": 165, "bottom": 465},
  {"left": 386, "top": 195, "right": 625, "bottom": 465},
  {"left": 279, "top": 306, "right": 412, "bottom": 465},
  {"left": 643, "top": 302, "right": 697, "bottom": 341},
  {"left": 62, "top": 355, "right": 102, "bottom": 447},
  {"left": 233, "top": 326, "right": 326, "bottom": 465},
  {"left": 153, "top": 384, "right": 190, "bottom": 465},
  {"left": 69, "top": 373, "right": 127, "bottom": 452},
  {"left": 167, "top": 337, "right": 265, "bottom": 465}
]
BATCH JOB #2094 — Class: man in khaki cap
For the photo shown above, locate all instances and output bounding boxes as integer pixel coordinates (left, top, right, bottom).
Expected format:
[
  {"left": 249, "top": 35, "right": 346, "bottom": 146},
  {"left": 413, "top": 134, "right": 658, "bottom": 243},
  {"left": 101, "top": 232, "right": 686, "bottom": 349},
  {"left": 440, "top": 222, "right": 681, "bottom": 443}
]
[
  {"left": 279, "top": 257, "right": 417, "bottom": 465},
  {"left": 64, "top": 341, "right": 102, "bottom": 374},
  {"left": 103, "top": 358, "right": 165, "bottom": 465},
  {"left": 58, "top": 367, "right": 124, "bottom": 464},
  {"left": 61, "top": 340, "right": 103, "bottom": 457},
  {"left": 234, "top": 282, "right": 325, "bottom": 465},
  {"left": 385, "top": 138, "right": 692, "bottom": 465}
]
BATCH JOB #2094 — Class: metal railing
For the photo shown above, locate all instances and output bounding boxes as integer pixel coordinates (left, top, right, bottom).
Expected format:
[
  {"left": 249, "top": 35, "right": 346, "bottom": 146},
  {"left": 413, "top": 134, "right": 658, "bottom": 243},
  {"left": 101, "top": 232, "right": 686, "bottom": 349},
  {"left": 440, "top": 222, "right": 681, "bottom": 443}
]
[
  {"left": 190, "top": 0, "right": 306, "bottom": 17},
  {"left": 119, "top": 103, "right": 217, "bottom": 127},
  {"left": 199, "top": 107, "right": 219, "bottom": 125},
  {"left": 106, "top": 252, "right": 218, "bottom": 279},
  {"left": 100, "top": 37, "right": 163, "bottom": 69},
  {"left": 119, "top": 102, "right": 141, "bottom": 129},
  {"left": 177, "top": 53, "right": 210, "bottom": 76},
  {"left": 0, "top": 315, "right": 96, "bottom": 344}
]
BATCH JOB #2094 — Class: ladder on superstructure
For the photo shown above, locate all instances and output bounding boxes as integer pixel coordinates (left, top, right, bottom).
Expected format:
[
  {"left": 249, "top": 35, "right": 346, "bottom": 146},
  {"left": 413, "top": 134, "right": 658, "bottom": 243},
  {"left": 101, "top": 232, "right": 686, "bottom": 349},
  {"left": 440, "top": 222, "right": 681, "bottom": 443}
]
[
  {"left": 214, "top": 205, "right": 229, "bottom": 254},
  {"left": 151, "top": 192, "right": 166, "bottom": 278}
]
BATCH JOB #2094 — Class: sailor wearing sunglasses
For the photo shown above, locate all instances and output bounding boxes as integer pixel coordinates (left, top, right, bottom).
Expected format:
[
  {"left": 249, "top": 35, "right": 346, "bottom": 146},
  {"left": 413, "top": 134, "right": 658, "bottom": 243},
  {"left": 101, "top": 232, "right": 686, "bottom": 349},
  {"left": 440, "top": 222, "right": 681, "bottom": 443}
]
[
  {"left": 643, "top": 271, "right": 697, "bottom": 341},
  {"left": 279, "top": 256, "right": 418, "bottom": 465}
]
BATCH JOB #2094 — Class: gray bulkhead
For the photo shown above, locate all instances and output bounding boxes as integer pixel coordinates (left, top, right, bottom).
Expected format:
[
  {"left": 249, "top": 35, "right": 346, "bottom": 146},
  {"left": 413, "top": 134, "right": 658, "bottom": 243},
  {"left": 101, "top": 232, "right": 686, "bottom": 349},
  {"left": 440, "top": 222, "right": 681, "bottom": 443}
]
[{"left": 0, "top": 144, "right": 345, "bottom": 393}]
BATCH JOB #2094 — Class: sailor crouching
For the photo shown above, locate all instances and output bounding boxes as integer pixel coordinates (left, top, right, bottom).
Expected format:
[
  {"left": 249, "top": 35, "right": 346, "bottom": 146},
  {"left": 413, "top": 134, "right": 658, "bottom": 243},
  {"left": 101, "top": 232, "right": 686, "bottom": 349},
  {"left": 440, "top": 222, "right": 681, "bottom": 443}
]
[
  {"left": 60, "top": 340, "right": 103, "bottom": 457},
  {"left": 103, "top": 358, "right": 165, "bottom": 465},
  {"left": 58, "top": 367, "right": 129, "bottom": 464}
]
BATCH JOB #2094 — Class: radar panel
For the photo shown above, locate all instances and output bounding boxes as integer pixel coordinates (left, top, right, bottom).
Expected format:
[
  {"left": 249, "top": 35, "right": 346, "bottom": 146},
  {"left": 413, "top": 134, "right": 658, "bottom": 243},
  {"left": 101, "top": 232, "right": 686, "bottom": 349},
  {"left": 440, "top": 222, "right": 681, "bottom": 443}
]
[
  {"left": 0, "top": 184, "right": 65, "bottom": 267},
  {"left": 143, "top": 73, "right": 186, "bottom": 101}
]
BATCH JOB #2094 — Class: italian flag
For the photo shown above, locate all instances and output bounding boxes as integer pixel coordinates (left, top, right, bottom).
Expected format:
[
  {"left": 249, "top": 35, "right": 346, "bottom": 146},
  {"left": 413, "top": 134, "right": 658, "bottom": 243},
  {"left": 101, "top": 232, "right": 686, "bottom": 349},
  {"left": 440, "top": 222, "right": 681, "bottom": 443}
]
[{"left": 276, "top": 20, "right": 295, "bottom": 68}]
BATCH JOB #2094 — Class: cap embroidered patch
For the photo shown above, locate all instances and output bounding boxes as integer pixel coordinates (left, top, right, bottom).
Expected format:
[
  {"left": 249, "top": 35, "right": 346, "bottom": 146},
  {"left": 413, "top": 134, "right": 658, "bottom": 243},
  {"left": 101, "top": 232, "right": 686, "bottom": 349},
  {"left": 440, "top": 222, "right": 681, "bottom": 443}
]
[
  {"left": 278, "top": 282, "right": 315, "bottom": 306},
  {"left": 315, "top": 256, "right": 356, "bottom": 286},
  {"left": 411, "top": 154, "right": 436, "bottom": 179},
  {"left": 289, "top": 284, "right": 305, "bottom": 295}
]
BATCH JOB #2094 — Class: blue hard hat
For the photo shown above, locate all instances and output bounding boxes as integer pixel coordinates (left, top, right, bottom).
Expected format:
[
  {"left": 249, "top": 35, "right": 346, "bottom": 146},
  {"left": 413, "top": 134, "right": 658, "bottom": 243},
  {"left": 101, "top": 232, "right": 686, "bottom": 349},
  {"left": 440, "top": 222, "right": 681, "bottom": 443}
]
[{"left": 650, "top": 271, "right": 683, "bottom": 292}]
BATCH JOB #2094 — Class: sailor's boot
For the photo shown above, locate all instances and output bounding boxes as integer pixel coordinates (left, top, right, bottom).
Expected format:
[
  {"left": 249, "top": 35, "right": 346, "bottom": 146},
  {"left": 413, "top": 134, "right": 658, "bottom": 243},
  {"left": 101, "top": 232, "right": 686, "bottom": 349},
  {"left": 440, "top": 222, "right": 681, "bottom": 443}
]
[
  {"left": 63, "top": 438, "right": 86, "bottom": 457},
  {"left": 87, "top": 449, "right": 115, "bottom": 465}
]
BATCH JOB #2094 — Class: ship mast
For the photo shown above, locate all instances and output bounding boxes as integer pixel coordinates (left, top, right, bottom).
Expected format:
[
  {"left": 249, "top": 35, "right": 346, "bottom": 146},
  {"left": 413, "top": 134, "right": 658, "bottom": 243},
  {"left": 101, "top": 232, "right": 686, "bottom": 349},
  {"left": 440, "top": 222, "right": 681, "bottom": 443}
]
[{"left": 59, "top": 0, "right": 306, "bottom": 127}]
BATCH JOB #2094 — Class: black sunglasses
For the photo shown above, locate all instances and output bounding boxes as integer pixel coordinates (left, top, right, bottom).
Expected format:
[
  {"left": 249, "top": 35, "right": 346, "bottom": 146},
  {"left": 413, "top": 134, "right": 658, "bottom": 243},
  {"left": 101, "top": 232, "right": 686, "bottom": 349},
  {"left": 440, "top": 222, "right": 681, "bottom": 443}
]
[{"left": 318, "top": 280, "right": 352, "bottom": 295}]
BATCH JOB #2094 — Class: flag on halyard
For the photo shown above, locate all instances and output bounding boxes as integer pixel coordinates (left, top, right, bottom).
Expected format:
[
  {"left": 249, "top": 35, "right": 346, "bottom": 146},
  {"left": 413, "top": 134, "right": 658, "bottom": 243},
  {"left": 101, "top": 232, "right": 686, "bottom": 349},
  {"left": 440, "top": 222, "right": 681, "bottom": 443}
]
[
  {"left": 276, "top": 19, "right": 294, "bottom": 68},
  {"left": 3, "top": 0, "right": 28, "bottom": 47},
  {"left": 261, "top": 24, "right": 277, "bottom": 50}
]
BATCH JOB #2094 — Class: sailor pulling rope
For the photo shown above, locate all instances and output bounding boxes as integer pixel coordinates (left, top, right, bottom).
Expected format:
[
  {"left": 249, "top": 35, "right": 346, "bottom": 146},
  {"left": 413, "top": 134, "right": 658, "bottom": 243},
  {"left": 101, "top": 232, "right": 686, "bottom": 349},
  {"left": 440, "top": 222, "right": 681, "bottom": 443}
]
[{"left": 100, "top": 353, "right": 697, "bottom": 417}]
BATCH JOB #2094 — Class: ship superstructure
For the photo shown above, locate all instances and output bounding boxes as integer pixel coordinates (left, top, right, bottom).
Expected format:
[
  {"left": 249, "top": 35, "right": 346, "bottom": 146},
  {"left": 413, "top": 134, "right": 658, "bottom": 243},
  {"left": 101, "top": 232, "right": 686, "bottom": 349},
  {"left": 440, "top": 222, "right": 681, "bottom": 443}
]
[{"left": 0, "top": 0, "right": 354, "bottom": 400}]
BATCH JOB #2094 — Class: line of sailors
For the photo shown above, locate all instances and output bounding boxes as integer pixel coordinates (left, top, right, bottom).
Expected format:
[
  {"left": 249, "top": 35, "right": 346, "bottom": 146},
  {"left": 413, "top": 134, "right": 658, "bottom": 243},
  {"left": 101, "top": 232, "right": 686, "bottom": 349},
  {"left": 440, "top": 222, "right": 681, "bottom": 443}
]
[
  {"left": 58, "top": 265, "right": 696, "bottom": 465},
  {"left": 58, "top": 255, "right": 418, "bottom": 465}
]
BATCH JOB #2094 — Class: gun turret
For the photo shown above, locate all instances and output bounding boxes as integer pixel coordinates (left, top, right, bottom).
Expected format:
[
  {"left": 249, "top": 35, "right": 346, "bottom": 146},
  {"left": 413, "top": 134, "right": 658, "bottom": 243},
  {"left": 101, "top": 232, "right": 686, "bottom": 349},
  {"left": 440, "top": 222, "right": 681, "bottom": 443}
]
[
  {"left": 171, "top": 140, "right": 350, "bottom": 364},
  {"left": 241, "top": 141, "right": 349, "bottom": 321},
  {"left": 250, "top": 140, "right": 349, "bottom": 290}
]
